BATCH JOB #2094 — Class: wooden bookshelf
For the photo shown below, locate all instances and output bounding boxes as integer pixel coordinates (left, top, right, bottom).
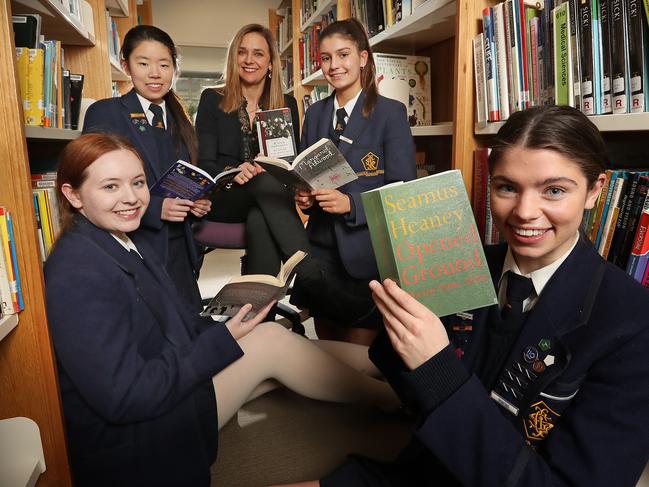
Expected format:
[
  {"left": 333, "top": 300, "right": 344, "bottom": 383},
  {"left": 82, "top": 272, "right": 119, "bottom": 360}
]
[
  {"left": 476, "top": 112, "right": 649, "bottom": 134},
  {"left": 11, "top": 0, "right": 95, "bottom": 46}
]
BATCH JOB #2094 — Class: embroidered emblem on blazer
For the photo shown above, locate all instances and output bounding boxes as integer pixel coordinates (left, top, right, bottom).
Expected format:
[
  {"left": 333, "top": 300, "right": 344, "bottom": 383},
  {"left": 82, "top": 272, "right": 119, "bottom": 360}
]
[
  {"left": 361, "top": 152, "right": 379, "bottom": 171},
  {"left": 525, "top": 400, "right": 560, "bottom": 441}
]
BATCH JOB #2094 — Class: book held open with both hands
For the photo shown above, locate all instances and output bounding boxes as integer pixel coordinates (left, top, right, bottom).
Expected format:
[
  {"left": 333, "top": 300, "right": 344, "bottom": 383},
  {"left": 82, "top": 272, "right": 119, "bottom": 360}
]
[
  {"left": 255, "top": 138, "right": 358, "bottom": 191},
  {"left": 200, "top": 251, "right": 306, "bottom": 320},
  {"left": 149, "top": 160, "right": 241, "bottom": 200}
]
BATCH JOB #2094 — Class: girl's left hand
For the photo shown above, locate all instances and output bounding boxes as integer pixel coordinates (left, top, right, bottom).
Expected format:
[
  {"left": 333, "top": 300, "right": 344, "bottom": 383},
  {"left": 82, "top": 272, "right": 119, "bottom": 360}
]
[
  {"left": 371, "top": 279, "right": 449, "bottom": 370},
  {"left": 190, "top": 199, "right": 212, "bottom": 218},
  {"left": 313, "top": 189, "right": 351, "bottom": 214}
]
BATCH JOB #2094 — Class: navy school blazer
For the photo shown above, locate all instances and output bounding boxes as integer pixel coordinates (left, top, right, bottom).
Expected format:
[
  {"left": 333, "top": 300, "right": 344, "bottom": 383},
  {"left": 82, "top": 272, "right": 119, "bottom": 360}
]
[
  {"left": 301, "top": 91, "right": 417, "bottom": 279},
  {"left": 82, "top": 89, "right": 200, "bottom": 271},
  {"left": 45, "top": 215, "right": 243, "bottom": 487},
  {"left": 370, "top": 236, "right": 649, "bottom": 486}
]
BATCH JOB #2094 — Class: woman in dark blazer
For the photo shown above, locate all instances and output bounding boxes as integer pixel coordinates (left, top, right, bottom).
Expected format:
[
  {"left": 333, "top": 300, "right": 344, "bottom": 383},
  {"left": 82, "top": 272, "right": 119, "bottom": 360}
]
[
  {"left": 47, "top": 133, "right": 400, "bottom": 487},
  {"left": 281, "top": 106, "right": 649, "bottom": 487},
  {"left": 83, "top": 25, "right": 209, "bottom": 311},
  {"left": 195, "top": 24, "right": 322, "bottom": 282},
  {"left": 292, "top": 19, "right": 417, "bottom": 345}
]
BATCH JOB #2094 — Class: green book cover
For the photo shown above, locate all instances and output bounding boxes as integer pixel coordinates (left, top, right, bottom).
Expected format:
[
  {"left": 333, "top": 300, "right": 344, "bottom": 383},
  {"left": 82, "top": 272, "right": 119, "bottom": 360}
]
[
  {"left": 361, "top": 170, "right": 498, "bottom": 318},
  {"left": 553, "top": 2, "right": 573, "bottom": 106}
]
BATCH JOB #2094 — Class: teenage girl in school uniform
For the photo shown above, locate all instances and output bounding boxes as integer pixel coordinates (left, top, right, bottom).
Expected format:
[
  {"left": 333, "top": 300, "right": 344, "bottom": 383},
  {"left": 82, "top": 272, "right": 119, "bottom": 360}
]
[
  {"left": 279, "top": 106, "right": 649, "bottom": 487},
  {"left": 83, "top": 25, "right": 208, "bottom": 311},
  {"left": 292, "top": 18, "right": 417, "bottom": 346},
  {"left": 47, "top": 133, "right": 399, "bottom": 487}
]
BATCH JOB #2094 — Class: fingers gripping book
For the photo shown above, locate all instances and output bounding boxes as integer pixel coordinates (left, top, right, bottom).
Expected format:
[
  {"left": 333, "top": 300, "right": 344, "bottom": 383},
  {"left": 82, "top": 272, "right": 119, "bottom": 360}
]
[
  {"left": 200, "top": 251, "right": 306, "bottom": 320},
  {"left": 149, "top": 160, "right": 241, "bottom": 200}
]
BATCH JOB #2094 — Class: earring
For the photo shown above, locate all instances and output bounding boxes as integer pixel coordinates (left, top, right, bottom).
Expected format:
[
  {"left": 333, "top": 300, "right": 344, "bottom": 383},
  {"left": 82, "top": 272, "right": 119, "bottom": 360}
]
[{"left": 268, "top": 69, "right": 272, "bottom": 79}]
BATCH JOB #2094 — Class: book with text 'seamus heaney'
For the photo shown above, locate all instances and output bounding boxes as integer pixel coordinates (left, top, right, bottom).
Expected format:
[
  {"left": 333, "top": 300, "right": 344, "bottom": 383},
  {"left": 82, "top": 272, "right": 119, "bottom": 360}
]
[
  {"left": 201, "top": 251, "right": 306, "bottom": 320},
  {"left": 149, "top": 160, "right": 241, "bottom": 200},
  {"left": 361, "top": 170, "right": 498, "bottom": 317},
  {"left": 255, "top": 138, "right": 358, "bottom": 191},
  {"left": 256, "top": 107, "right": 298, "bottom": 163}
]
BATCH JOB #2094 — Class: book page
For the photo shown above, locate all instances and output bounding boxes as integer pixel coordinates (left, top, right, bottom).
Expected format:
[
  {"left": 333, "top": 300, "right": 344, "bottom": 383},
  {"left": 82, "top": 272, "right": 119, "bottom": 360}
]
[{"left": 293, "top": 139, "right": 358, "bottom": 189}]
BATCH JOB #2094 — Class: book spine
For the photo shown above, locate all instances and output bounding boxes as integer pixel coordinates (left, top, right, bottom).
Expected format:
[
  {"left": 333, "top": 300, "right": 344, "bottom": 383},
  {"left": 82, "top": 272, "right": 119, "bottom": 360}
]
[
  {"left": 26, "top": 48, "right": 44, "bottom": 126},
  {"left": 32, "top": 193, "right": 46, "bottom": 262},
  {"left": 542, "top": 0, "right": 556, "bottom": 105},
  {"left": 599, "top": 174, "right": 627, "bottom": 257},
  {"left": 483, "top": 7, "right": 501, "bottom": 121},
  {"left": 608, "top": 172, "right": 638, "bottom": 266},
  {"left": 611, "top": 0, "right": 630, "bottom": 112},
  {"left": 627, "top": 0, "right": 648, "bottom": 112},
  {"left": 591, "top": 0, "right": 604, "bottom": 114},
  {"left": 554, "top": 3, "right": 573, "bottom": 106},
  {"left": 600, "top": 0, "right": 614, "bottom": 113},
  {"left": 473, "top": 33, "right": 489, "bottom": 127},
  {"left": 627, "top": 191, "right": 649, "bottom": 277},
  {"left": 6, "top": 213, "right": 23, "bottom": 311},
  {"left": 580, "top": 0, "right": 596, "bottom": 114},
  {"left": 589, "top": 169, "right": 613, "bottom": 241},
  {"left": 493, "top": 3, "right": 511, "bottom": 119},
  {"left": 530, "top": 16, "right": 541, "bottom": 106},
  {"left": 596, "top": 170, "right": 620, "bottom": 247},
  {"left": 0, "top": 209, "right": 18, "bottom": 312},
  {"left": 517, "top": 0, "right": 530, "bottom": 108},
  {"left": 569, "top": 0, "right": 582, "bottom": 110},
  {"left": 618, "top": 176, "right": 649, "bottom": 268}
]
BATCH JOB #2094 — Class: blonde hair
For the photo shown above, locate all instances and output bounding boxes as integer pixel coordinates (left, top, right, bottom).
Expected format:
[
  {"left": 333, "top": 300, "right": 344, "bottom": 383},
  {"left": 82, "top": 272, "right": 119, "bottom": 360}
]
[{"left": 219, "top": 24, "right": 284, "bottom": 113}]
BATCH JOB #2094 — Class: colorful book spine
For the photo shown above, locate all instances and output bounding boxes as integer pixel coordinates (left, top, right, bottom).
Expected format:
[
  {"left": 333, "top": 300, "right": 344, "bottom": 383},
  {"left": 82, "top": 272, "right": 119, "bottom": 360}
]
[
  {"left": 5, "top": 213, "right": 24, "bottom": 311},
  {"left": 611, "top": 0, "right": 630, "bottom": 113},
  {"left": 25, "top": 48, "right": 44, "bottom": 126},
  {"left": 553, "top": 2, "right": 574, "bottom": 106},
  {"left": 596, "top": 170, "right": 621, "bottom": 248},
  {"left": 483, "top": 7, "right": 502, "bottom": 120},
  {"left": 0, "top": 208, "right": 19, "bottom": 312},
  {"left": 627, "top": 0, "right": 648, "bottom": 112},
  {"left": 493, "top": 3, "right": 511, "bottom": 119},
  {"left": 600, "top": 0, "right": 614, "bottom": 113},
  {"left": 474, "top": 33, "right": 489, "bottom": 127},
  {"left": 627, "top": 191, "right": 649, "bottom": 279}
]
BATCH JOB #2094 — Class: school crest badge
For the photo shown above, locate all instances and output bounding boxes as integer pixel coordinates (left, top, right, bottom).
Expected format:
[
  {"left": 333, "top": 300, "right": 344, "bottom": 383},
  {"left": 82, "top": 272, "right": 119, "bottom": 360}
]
[
  {"left": 524, "top": 400, "right": 560, "bottom": 441},
  {"left": 361, "top": 152, "right": 379, "bottom": 171}
]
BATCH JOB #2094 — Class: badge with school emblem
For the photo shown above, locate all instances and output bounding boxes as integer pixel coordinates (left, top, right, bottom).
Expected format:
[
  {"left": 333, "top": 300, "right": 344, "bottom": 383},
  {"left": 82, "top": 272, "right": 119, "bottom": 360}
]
[
  {"left": 358, "top": 152, "right": 384, "bottom": 177},
  {"left": 524, "top": 400, "right": 560, "bottom": 441}
]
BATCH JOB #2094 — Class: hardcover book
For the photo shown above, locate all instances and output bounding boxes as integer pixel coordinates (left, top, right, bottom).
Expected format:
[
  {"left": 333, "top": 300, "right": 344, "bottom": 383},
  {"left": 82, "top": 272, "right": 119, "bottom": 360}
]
[
  {"left": 255, "top": 138, "right": 358, "bottom": 191},
  {"left": 256, "top": 107, "right": 298, "bottom": 163},
  {"left": 149, "top": 160, "right": 241, "bottom": 200},
  {"left": 201, "top": 251, "right": 306, "bottom": 320},
  {"left": 361, "top": 170, "right": 498, "bottom": 318}
]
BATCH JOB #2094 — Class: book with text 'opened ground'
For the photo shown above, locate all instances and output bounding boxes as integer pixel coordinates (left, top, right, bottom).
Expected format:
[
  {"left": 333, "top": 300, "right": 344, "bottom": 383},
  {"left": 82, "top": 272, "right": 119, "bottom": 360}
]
[
  {"left": 201, "top": 251, "right": 306, "bottom": 320},
  {"left": 361, "top": 170, "right": 498, "bottom": 317},
  {"left": 256, "top": 107, "right": 298, "bottom": 163},
  {"left": 149, "top": 160, "right": 241, "bottom": 200},
  {"left": 255, "top": 138, "right": 358, "bottom": 191}
]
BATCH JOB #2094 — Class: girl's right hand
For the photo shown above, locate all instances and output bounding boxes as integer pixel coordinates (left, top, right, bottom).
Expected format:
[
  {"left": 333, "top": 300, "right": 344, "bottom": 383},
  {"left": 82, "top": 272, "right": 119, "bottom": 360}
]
[
  {"left": 161, "top": 198, "right": 193, "bottom": 222},
  {"left": 225, "top": 301, "right": 276, "bottom": 340},
  {"left": 234, "top": 162, "right": 259, "bottom": 185},
  {"left": 295, "top": 189, "right": 315, "bottom": 209}
]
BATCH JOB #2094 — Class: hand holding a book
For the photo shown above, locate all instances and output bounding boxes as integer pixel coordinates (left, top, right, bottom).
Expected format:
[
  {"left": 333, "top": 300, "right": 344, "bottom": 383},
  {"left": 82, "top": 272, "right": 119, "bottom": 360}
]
[
  {"left": 234, "top": 162, "right": 263, "bottom": 185},
  {"left": 189, "top": 199, "right": 212, "bottom": 218},
  {"left": 371, "top": 279, "right": 449, "bottom": 370},
  {"left": 314, "top": 189, "right": 351, "bottom": 215},
  {"left": 161, "top": 198, "right": 195, "bottom": 222},
  {"left": 225, "top": 300, "right": 276, "bottom": 340}
]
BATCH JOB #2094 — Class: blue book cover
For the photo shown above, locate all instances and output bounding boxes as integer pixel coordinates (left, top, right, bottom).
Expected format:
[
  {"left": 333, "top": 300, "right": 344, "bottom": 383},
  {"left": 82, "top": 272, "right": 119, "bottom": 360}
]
[
  {"left": 596, "top": 170, "right": 620, "bottom": 248},
  {"left": 6, "top": 213, "right": 23, "bottom": 311}
]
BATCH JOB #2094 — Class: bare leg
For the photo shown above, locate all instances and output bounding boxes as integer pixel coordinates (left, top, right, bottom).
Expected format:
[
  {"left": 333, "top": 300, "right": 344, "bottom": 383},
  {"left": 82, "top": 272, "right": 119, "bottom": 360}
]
[{"left": 212, "top": 322, "right": 399, "bottom": 429}]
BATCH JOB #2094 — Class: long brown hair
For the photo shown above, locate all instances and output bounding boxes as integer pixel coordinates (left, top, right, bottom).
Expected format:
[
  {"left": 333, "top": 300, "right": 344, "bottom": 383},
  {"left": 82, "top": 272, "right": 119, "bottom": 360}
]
[
  {"left": 121, "top": 25, "right": 198, "bottom": 163},
  {"left": 488, "top": 106, "right": 608, "bottom": 188},
  {"left": 219, "top": 23, "right": 284, "bottom": 113},
  {"left": 57, "top": 134, "right": 144, "bottom": 231},
  {"left": 319, "top": 18, "right": 379, "bottom": 117}
]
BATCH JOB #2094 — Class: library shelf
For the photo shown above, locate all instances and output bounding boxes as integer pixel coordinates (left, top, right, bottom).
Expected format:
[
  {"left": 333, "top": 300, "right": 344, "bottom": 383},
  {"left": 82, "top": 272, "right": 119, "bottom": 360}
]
[
  {"left": 24, "top": 126, "right": 81, "bottom": 140},
  {"left": 12, "top": 0, "right": 95, "bottom": 46},
  {"left": 368, "top": 0, "right": 456, "bottom": 52},
  {"left": 300, "top": 0, "right": 336, "bottom": 31},
  {"left": 0, "top": 417, "right": 46, "bottom": 487},
  {"left": 411, "top": 122, "right": 453, "bottom": 136},
  {"left": 279, "top": 38, "right": 293, "bottom": 57},
  {"left": 110, "top": 57, "right": 129, "bottom": 81},
  {"left": 475, "top": 112, "right": 649, "bottom": 134},
  {"left": 0, "top": 313, "right": 18, "bottom": 343},
  {"left": 284, "top": 85, "right": 294, "bottom": 94},
  {"left": 301, "top": 68, "right": 327, "bottom": 86},
  {"left": 105, "top": 0, "right": 129, "bottom": 17}
]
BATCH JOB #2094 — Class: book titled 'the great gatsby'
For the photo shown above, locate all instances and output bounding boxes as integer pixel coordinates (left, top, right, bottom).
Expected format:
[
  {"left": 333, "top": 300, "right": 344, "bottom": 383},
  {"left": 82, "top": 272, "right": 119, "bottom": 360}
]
[{"left": 362, "top": 170, "right": 498, "bottom": 317}]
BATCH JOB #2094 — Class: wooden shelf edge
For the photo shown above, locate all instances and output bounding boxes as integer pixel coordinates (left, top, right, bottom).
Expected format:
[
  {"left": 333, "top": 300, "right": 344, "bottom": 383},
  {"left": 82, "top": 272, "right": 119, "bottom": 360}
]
[
  {"left": 300, "top": 0, "right": 336, "bottom": 31},
  {"left": 284, "top": 85, "right": 294, "bottom": 94},
  {"left": 475, "top": 112, "right": 649, "bottom": 135},
  {"left": 411, "top": 122, "right": 453, "bottom": 136},
  {"left": 279, "top": 38, "right": 293, "bottom": 57},
  {"left": 0, "top": 313, "right": 19, "bottom": 343},
  {"left": 25, "top": 126, "right": 82, "bottom": 140},
  {"left": 105, "top": 0, "right": 129, "bottom": 17},
  {"left": 110, "top": 57, "right": 129, "bottom": 81},
  {"left": 301, "top": 69, "right": 326, "bottom": 85}
]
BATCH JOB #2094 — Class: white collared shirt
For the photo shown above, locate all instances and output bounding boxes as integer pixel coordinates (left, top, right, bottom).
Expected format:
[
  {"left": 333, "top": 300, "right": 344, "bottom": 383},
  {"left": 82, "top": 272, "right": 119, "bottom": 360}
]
[
  {"left": 111, "top": 233, "right": 143, "bottom": 258},
  {"left": 332, "top": 88, "right": 362, "bottom": 130},
  {"left": 136, "top": 93, "right": 167, "bottom": 130},
  {"left": 498, "top": 232, "right": 580, "bottom": 312}
]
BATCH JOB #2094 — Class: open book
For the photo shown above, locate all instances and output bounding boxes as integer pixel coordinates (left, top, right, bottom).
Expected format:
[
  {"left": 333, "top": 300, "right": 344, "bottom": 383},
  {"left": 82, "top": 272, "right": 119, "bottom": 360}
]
[
  {"left": 200, "top": 250, "right": 306, "bottom": 320},
  {"left": 149, "top": 160, "right": 241, "bottom": 200},
  {"left": 255, "top": 138, "right": 358, "bottom": 191}
]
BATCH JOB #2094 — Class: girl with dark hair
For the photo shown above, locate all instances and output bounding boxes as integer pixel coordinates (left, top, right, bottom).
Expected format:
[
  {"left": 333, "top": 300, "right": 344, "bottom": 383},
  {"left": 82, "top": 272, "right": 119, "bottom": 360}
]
[
  {"left": 291, "top": 18, "right": 417, "bottom": 345},
  {"left": 47, "top": 133, "right": 400, "bottom": 487},
  {"left": 278, "top": 105, "right": 649, "bottom": 487},
  {"left": 82, "top": 25, "right": 208, "bottom": 311}
]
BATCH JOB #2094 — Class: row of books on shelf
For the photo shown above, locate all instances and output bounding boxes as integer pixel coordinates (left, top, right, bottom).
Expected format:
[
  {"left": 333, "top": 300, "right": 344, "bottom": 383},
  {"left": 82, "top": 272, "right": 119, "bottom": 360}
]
[
  {"left": 0, "top": 208, "right": 24, "bottom": 318},
  {"left": 473, "top": 0, "right": 649, "bottom": 126},
  {"left": 106, "top": 9, "right": 122, "bottom": 65},
  {"left": 302, "top": 85, "right": 332, "bottom": 111},
  {"left": 13, "top": 15, "right": 85, "bottom": 129},
  {"left": 299, "top": 4, "right": 336, "bottom": 80},
  {"left": 350, "top": 0, "right": 430, "bottom": 38},
  {"left": 282, "top": 56, "right": 294, "bottom": 91},
  {"left": 31, "top": 173, "right": 62, "bottom": 263},
  {"left": 276, "top": 6, "right": 293, "bottom": 54},
  {"left": 473, "top": 148, "right": 649, "bottom": 287}
]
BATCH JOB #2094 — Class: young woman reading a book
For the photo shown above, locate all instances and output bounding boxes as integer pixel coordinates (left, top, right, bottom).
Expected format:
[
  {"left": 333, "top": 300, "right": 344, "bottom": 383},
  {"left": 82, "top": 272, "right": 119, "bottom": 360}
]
[
  {"left": 82, "top": 25, "right": 208, "bottom": 311},
  {"left": 46, "top": 133, "right": 400, "bottom": 487},
  {"left": 292, "top": 19, "right": 417, "bottom": 345},
  {"left": 279, "top": 105, "right": 649, "bottom": 487}
]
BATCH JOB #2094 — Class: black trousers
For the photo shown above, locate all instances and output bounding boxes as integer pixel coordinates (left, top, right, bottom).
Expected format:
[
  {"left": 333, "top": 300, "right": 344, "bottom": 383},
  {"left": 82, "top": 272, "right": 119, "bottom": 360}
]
[{"left": 206, "top": 173, "right": 311, "bottom": 276}]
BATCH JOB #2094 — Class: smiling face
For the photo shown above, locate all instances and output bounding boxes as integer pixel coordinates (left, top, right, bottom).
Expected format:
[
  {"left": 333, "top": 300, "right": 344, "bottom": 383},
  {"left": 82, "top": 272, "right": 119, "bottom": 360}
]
[
  {"left": 319, "top": 34, "right": 368, "bottom": 98},
  {"left": 62, "top": 149, "right": 150, "bottom": 240},
  {"left": 123, "top": 39, "right": 175, "bottom": 104},
  {"left": 237, "top": 32, "right": 271, "bottom": 88},
  {"left": 490, "top": 146, "right": 605, "bottom": 273}
]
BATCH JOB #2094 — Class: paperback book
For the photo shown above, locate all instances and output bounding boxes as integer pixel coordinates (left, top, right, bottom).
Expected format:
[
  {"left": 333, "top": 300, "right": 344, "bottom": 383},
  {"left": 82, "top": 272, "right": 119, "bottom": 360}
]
[
  {"left": 201, "top": 250, "right": 306, "bottom": 320},
  {"left": 149, "top": 160, "right": 241, "bottom": 200},
  {"left": 361, "top": 170, "right": 498, "bottom": 317},
  {"left": 256, "top": 107, "right": 298, "bottom": 163},
  {"left": 255, "top": 138, "right": 358, "bottom": 191}
]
